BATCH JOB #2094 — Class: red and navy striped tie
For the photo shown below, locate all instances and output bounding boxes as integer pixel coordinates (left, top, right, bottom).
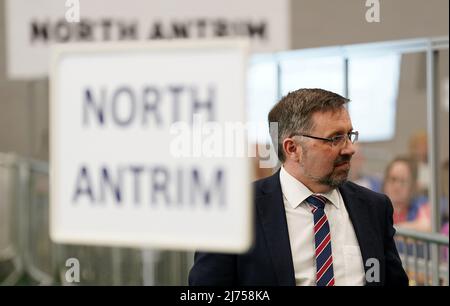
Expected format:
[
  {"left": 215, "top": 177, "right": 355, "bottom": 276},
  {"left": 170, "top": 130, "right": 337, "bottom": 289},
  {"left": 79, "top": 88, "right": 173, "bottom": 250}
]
[{"left": 306, "top": 194, "right": 335, "bottom": 286}]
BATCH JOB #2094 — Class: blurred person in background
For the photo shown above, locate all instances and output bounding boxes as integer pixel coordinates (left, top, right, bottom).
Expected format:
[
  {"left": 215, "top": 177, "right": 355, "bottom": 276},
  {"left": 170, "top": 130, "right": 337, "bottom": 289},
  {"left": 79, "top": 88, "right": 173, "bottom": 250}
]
[
  {"left": 439, "top": 160, "right": 449, "bottom": 263},
  {"left": 439, "top": 160, "right": 449, "bottom": 230},
  {"left": 383, "top": 156, "right": 431, "bottom": 232},
  {"left": 409, "top": 159, "right": 449, "bottom": 233},
  {"left": 349, "top": 143, "right": 382, "bottom": 193},
  {"left": 409, "top": 130, "right": 430, "bottom": 196},
  {"left": 415, "top": 159, "right": 449, "bottom": 261}
]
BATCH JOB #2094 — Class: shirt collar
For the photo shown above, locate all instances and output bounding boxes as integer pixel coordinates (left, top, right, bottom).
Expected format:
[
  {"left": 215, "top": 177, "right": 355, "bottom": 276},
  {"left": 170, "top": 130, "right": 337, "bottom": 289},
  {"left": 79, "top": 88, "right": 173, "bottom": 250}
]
[{"left": 279, "top": 166, "right": 340, "bottom": 210}]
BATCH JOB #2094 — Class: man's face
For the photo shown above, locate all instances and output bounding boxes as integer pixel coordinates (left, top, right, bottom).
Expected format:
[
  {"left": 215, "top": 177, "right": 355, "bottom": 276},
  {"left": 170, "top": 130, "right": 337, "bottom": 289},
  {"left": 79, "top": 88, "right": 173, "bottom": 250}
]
[{"left": 297, "top": 107, "right": 356, "bottom": 189}]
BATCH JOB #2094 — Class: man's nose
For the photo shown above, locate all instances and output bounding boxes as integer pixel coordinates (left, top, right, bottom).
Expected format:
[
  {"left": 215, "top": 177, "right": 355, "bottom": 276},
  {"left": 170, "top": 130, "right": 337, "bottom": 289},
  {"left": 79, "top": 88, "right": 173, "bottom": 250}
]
[{"left": 341, "top": 139, "right": 356, "bottom": 156}]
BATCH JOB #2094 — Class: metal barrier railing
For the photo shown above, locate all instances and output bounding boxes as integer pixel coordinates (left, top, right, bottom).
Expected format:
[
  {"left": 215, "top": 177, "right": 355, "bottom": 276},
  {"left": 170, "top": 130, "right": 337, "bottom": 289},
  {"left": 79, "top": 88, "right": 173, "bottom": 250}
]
[
  {"left": 0, "top": 152, "right": 193, "bottom": 285},
  {"left": 395, "top": 227, "right": 449, "bottom": 286},
  {"left": 0, "top": 153, "right": 23, "bottom": 285}
]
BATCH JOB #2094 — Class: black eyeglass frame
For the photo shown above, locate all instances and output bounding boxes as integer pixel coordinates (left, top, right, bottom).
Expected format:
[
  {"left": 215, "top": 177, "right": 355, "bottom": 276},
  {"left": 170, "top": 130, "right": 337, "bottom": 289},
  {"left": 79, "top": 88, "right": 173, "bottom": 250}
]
[{"left": 291, "top": 131, "right": 359, "bottom": 146}]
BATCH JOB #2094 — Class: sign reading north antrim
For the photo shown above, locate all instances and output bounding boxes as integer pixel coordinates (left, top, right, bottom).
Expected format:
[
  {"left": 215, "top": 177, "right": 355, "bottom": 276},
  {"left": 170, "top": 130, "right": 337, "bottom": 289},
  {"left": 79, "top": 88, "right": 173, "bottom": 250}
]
[
  {"left": 50, "top": 40, "right": 252, "bottom": 253},
  {"left": 6, "top": 0, "right": 289, "bottom": 79}
]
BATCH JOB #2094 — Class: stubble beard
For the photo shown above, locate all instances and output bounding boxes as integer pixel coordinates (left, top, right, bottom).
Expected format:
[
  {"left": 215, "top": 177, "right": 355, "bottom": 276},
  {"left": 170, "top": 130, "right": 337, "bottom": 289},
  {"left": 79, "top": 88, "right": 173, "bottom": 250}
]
[{"left": 300, "top": 146, "right": 351, "bottom": 189}]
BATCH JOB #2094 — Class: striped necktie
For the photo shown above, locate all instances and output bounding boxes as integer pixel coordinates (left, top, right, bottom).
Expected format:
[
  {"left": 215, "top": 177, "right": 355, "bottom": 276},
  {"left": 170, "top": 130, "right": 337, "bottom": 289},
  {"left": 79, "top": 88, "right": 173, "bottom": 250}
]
[{"left": 306, "top": 194, "right": 335, "bottom": 286}]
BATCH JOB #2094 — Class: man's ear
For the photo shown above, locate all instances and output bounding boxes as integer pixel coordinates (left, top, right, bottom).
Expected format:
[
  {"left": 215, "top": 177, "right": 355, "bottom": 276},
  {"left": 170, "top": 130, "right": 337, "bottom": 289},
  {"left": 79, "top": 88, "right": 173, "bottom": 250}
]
[{"left": 283, "top": 137, "right": 301, "bottom": 162}]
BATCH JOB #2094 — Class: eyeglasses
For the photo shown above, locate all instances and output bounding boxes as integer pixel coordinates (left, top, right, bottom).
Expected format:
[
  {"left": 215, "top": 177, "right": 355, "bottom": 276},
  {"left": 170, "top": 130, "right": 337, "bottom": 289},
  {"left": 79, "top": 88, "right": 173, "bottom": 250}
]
[{"left": 292, "top": 131, "right": 359, "bottom": 147}]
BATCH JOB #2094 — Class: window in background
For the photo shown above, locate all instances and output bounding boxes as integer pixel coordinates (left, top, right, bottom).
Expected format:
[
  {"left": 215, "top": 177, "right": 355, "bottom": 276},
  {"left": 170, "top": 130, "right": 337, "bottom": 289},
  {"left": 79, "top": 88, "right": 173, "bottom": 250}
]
[
  {"left": 247, "top": 52, "right": 401, "bottom": 144},
  {"left": 280, "top": 56, "right": 345, "bottom": 97},
  {"left": 247, "top": 56, "right": 278, "bottom": 144},
  {"left": 348, "top": 54, "right": 401, "bottom": 142}
]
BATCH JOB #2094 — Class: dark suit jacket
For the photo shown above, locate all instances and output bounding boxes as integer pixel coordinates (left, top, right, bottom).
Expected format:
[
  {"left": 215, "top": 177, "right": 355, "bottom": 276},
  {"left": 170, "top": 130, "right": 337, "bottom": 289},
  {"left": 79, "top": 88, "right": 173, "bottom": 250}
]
[{"left": 189, "top": 170, "right": 409, "bottom": 286}]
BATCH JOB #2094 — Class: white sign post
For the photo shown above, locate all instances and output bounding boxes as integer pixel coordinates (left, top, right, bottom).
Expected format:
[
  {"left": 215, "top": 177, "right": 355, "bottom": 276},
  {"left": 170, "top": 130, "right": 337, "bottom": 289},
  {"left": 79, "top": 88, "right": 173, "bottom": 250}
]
[{"left": 50, "top": 40, "right": 252, "bottom": 253}]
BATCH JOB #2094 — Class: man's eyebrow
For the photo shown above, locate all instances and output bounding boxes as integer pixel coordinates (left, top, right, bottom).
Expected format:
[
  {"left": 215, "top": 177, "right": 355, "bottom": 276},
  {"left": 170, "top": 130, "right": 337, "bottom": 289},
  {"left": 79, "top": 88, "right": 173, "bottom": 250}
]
[{"left": 325, "top": 128, "right": 354, "bottom": 137}]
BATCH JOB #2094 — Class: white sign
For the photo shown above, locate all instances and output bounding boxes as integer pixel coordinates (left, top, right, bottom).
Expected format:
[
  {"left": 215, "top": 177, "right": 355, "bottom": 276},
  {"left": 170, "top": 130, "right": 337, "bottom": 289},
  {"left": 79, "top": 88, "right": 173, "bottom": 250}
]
[
  {"left": 6, "top": 0, "right": 290, "bottom": 79},
  {"left": 50, "top": 40, "right": 252, "bottom": 253}
]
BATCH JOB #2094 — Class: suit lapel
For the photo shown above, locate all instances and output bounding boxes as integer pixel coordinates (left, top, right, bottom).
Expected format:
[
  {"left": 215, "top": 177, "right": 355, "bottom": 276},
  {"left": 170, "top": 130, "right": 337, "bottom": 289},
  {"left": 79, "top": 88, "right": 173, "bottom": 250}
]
[
  {"left": 339, "top": 183, "right": 380, "bottom": 285},
  {"left": 256, "top": 171, "right": 296, "bottom": 286},
  {"left": 256, "top": 174, "right": 381, "bottom": 286}
]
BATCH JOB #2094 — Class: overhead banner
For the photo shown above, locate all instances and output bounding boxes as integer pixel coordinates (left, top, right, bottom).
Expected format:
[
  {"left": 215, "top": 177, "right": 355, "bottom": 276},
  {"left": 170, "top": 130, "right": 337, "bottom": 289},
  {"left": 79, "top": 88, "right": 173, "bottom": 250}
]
[
  {"left": 50, "top": 40, "right": 252, "bottom": 252},
  {"left": 6, "top": 0, "right": 290, "bottom": 79}
]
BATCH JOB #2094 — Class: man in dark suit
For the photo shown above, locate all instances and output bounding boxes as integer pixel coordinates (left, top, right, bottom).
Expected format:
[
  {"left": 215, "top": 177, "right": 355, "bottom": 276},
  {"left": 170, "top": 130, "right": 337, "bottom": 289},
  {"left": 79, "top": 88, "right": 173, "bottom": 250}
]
[{"left": 189, "top": 88, "right": 408, "bottom": 286}]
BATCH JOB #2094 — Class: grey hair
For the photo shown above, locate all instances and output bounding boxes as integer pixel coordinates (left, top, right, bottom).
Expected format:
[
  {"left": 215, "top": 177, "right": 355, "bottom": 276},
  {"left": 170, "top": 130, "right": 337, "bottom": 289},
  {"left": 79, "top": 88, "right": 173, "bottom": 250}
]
[{"left": 268, "top": 88, "right": 350, "bottom": 162}]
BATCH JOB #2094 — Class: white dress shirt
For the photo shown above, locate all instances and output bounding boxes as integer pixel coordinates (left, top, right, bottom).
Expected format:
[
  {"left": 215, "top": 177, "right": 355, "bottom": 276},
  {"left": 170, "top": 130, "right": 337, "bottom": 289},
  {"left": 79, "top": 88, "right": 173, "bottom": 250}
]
[{"left": 279, "top": 166, "right": 366, "bottom": 286}]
